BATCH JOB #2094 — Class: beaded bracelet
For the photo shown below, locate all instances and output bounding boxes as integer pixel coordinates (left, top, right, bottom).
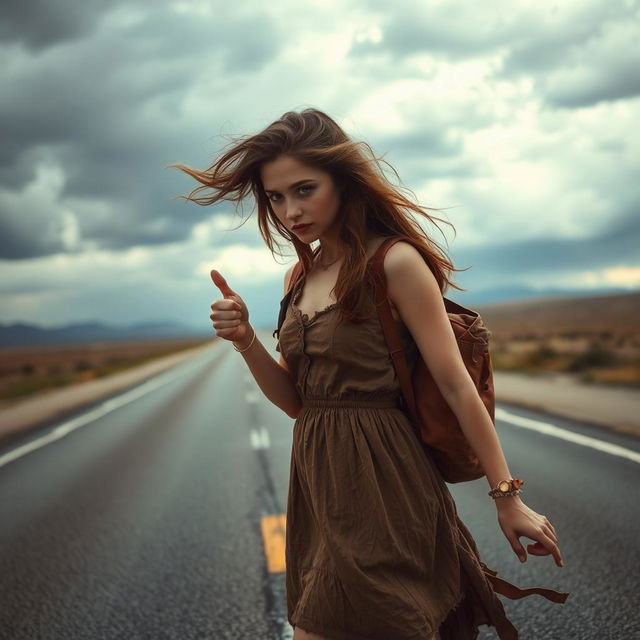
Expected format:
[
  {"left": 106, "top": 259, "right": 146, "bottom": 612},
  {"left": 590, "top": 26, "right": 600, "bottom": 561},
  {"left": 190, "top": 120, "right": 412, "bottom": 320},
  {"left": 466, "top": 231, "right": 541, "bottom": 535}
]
[
  {"left": 489, "top": 488, "right": 522, "bottom": 499},
  {"left": 232, "top": 325, "right": 256, "bottom": 353}
]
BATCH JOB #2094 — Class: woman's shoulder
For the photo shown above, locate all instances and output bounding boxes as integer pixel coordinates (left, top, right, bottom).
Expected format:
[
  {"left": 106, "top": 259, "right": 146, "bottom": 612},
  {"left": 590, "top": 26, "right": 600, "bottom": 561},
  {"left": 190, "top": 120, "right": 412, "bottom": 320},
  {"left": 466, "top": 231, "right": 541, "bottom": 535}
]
[
  {"left": 366, "top": 236, "right": 427, "bottom": 325},
  {"left": 368, "top": 236, "right": 425, "bottom": 274},
  {"left": 283, "top": 262, "right": 301, "bottom": 293}
]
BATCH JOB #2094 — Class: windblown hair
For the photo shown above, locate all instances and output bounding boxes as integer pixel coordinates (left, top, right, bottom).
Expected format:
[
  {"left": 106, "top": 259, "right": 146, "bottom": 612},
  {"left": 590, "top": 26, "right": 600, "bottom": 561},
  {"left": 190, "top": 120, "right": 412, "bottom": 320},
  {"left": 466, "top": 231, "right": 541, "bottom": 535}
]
[{"left": 172, "top": 108, "right": 467, "bottom": 326}]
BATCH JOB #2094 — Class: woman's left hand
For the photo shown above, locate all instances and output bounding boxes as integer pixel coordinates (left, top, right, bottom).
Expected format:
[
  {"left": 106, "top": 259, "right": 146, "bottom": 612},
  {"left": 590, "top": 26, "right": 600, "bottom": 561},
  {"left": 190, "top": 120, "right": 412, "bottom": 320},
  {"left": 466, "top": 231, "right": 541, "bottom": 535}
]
[{"left": 496, "top": 497, "right": 564, "bottom": 567}]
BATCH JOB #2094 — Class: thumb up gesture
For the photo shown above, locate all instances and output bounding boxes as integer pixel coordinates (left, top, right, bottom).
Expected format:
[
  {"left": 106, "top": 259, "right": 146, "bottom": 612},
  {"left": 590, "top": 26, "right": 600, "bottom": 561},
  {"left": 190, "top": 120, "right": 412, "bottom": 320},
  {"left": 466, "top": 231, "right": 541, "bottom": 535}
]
[{"left": 209, "top": 269, "right": 250, "bottom": 343}]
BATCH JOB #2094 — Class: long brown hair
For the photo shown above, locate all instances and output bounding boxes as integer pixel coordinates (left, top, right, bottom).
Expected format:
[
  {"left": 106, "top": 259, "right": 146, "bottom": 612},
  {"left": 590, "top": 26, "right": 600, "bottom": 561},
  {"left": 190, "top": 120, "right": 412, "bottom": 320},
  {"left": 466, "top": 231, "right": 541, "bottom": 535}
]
[{"left": 172, "top": 108, "right": 467, "bottom": 326}]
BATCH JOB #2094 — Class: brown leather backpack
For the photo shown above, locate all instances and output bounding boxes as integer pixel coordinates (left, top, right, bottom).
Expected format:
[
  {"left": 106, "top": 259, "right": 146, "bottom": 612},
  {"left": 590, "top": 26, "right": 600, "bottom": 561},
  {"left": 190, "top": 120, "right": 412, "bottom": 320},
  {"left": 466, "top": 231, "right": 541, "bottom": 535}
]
[{"left": 368, "top": 236, "right": 495, "bottom": 484}]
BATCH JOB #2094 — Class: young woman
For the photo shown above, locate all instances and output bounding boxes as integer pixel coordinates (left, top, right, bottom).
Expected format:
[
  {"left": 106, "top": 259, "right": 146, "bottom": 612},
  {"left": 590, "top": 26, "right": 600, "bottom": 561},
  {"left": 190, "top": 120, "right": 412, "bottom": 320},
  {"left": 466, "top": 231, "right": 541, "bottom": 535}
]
[{"left": 175, "top": 108, "right": 568, "bottom": 640}]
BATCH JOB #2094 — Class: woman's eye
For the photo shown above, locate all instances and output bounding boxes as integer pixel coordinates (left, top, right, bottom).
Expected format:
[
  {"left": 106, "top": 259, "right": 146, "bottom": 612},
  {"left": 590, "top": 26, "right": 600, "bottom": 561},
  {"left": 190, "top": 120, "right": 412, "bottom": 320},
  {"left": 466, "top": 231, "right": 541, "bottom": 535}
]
[
  {"left": 298, "top": 185, "right": 314, "bottom": 196},
  {"left": 268, "top": 193, "right": 282, "bottom": 202}
]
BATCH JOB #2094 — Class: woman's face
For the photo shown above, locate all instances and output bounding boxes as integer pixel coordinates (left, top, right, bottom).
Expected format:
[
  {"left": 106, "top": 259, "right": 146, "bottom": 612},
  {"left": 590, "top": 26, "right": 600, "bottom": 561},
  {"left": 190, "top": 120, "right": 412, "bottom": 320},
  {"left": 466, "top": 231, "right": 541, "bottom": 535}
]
[{"left": 260, "top": 154, "right": 341, "bottom": 244}]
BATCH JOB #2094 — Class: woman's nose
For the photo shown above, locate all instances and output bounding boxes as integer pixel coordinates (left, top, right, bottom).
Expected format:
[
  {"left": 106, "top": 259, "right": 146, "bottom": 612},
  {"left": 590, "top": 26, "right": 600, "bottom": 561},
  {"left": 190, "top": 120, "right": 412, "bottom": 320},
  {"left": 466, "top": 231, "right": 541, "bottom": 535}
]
[{"left": 286, "top": 202, "right": 303, "bottom": 220}]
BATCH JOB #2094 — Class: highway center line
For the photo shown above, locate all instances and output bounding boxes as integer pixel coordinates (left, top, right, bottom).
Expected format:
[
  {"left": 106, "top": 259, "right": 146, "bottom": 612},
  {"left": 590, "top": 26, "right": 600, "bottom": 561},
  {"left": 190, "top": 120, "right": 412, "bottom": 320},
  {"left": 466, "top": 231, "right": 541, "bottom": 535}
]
[{"left": 261, "top": 513, "right": 287, "bottom": 573}]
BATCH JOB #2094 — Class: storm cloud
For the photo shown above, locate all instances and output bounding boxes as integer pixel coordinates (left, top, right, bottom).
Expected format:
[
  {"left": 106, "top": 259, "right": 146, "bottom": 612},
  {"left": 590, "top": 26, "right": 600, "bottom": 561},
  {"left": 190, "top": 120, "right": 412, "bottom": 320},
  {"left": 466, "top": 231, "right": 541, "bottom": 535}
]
[{"left": 0, "top": 0, "right": 638, "bottom": 328}]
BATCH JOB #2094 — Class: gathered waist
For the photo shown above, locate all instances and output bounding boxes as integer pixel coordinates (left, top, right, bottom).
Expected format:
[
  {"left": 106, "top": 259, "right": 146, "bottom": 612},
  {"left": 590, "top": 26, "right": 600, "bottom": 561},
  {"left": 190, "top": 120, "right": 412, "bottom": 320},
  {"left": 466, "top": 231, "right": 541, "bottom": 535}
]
[{"left": 301, "top": 396, "right": 400, "bottom": 410}]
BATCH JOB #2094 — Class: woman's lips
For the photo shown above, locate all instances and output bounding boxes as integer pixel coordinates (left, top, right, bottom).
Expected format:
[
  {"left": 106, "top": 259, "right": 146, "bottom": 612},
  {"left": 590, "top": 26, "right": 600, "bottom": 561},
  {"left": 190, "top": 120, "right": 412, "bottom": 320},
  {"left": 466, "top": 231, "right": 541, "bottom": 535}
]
[{"left": 293, "top": 224, "right": 313, "bottom": 233}]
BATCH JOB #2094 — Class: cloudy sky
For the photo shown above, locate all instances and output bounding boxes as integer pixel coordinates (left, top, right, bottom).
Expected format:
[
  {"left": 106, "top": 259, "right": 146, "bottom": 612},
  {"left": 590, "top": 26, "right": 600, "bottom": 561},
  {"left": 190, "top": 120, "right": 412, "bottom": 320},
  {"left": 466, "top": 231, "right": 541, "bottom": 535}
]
[{"left": 1, "top": 0, "right": 638, "bottom": 332}]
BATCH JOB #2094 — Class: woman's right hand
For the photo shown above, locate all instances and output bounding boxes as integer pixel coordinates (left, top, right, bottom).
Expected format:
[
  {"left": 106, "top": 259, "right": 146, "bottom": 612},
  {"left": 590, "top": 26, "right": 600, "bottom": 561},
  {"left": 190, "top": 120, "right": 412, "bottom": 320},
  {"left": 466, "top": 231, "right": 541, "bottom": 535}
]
[
  {"left": 496, "top": 496, "right": 563, "bottom": 567},
  {"left": 210, "top": 269, "right": 250, "bottom": 343}
]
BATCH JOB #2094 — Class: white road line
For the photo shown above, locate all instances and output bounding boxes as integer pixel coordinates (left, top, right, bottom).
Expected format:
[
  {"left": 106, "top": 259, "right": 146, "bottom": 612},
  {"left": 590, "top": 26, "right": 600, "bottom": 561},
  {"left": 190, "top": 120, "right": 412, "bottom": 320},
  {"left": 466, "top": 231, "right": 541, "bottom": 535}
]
[
  {"left": 495, "top": 407, "right": 640, "bottom": 464},
  {"left": 250, "top": 427, "right": 270, "bottom": 450},
  {"left": 0, "top": 369, "right": 185, "bottom": 470}
]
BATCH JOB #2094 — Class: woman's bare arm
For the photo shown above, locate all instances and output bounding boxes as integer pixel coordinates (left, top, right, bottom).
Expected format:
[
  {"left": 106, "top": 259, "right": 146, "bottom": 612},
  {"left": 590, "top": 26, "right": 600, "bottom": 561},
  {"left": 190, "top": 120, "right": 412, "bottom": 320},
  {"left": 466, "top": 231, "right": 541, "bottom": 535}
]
[
  {"left": 230, "top": 265, "right": 302, "bottom": 419},
  {"left": 384, "top": 241, "right": 563, "bottom": 565},
  {"left": 383, "top": 241, "right": 514, "bottom": 490}
]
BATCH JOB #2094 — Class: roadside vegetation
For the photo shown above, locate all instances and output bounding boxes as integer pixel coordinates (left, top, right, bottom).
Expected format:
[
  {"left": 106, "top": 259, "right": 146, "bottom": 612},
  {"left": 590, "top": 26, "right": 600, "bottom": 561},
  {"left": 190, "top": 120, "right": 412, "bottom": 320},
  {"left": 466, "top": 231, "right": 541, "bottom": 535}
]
[
  {"left": 0, "top": 337, "right": 214, "bottom": 405},
  {"left": 490, "top": 333, "right": 640, "bottom": 386}
]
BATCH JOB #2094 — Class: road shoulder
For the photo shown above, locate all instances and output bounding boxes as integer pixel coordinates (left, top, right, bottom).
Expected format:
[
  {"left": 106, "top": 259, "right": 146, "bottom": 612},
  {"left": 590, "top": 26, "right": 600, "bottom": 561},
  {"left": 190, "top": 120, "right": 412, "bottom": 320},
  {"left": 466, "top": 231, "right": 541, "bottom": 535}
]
[{"left": 0, "top": 341, "right": 219, "bottom": 449}]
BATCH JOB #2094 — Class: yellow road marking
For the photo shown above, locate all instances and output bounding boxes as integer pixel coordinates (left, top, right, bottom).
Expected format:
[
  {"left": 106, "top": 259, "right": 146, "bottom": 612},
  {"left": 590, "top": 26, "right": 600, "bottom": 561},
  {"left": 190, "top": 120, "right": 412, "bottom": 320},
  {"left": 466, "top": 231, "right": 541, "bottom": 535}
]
[{"left": 261, "top": 514, "right": 287, "bottom": 573}]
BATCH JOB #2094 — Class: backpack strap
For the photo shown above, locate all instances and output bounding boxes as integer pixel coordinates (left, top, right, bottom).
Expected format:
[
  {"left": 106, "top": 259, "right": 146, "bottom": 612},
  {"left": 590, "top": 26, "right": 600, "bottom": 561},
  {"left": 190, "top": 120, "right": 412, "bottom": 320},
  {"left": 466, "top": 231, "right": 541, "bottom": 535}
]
[
  {"left": 369, "top": 237, "right": 421, "bottom": 428},
  {"left": 272, "top": 260, "right": 304, "bottom": 340}
]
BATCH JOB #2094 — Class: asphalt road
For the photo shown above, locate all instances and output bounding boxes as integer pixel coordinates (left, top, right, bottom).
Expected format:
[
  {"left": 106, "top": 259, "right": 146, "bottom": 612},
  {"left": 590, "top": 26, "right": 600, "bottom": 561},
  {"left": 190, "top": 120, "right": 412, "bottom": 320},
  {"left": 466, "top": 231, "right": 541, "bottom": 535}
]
[{"left": 0, "top": 341, "right": 638, "bottom": 640}]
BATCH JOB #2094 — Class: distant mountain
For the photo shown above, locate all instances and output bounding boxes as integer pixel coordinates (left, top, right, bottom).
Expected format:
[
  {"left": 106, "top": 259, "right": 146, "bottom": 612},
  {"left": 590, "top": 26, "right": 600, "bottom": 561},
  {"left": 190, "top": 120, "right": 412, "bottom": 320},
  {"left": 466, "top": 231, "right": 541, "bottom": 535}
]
[
  {"left": 2, "top": 286, "right": 638, "bottom": 349},
  {"left": 0, "top": 320, "right": 211, "bottom": 349},
  {"left": 472, "top": 290, "right": 640, "bottom": 338},
  {"left": 448, "top": 284, "right": 635, "bottom": 307}
]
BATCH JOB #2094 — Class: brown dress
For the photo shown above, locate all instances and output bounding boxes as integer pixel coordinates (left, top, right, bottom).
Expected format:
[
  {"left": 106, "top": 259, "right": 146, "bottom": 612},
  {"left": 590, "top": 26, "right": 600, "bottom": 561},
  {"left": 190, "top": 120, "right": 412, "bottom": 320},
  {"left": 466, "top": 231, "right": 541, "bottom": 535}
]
[{"left": 276, "top": 266, "right": 567, "bottom": 640}]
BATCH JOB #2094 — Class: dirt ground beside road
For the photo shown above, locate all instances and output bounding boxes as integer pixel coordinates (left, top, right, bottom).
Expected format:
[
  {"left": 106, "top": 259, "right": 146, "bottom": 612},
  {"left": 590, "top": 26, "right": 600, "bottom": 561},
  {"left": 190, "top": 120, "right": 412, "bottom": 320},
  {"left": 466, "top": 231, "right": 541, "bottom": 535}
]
[{"left": 493, "top": 370, "right": 640, "bottom": 437}]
